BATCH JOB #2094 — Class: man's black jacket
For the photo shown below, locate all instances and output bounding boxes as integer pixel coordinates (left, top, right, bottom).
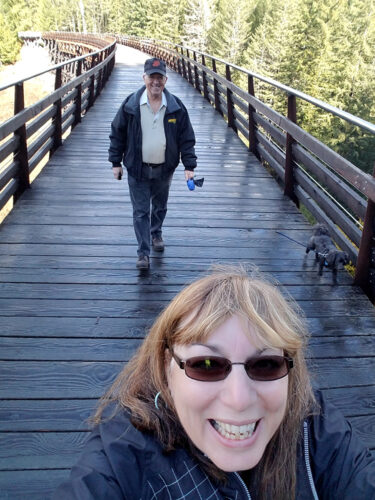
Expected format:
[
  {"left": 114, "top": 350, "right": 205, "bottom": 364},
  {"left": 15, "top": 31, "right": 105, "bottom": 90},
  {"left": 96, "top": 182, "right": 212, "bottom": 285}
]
[{"left": 108, "top": 86, "right": 197, "bottom": 180}]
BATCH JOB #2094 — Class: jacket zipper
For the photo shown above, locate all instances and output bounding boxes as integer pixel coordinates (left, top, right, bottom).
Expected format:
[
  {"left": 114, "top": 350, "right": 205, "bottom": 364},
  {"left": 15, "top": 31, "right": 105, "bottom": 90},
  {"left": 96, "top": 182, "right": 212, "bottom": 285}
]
[
  {"left": 234, "top": 472, "right": 252, "bottom": 500},
  {"left": 303, "top": 421, "right": 319, "bottom": 500}
]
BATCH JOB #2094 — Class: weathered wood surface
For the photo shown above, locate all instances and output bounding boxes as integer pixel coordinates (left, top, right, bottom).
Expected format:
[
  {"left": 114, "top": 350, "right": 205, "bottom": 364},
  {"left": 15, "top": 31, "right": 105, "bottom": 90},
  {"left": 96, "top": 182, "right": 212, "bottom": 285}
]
[{"left": 0, "top": 44, "right": 374, "bottom": 499}]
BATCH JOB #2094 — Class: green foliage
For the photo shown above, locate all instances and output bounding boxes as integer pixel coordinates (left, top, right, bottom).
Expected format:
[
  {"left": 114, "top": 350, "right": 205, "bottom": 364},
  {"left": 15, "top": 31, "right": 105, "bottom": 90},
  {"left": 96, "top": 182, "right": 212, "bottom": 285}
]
[
  {"left": 181, "top": 0, "right": 215, "bottom": 51},
  {"left": 0, "top": 11, "right": 21, "bottom": 64},
  {"left": 1, "top": 0, "right": 374, "bottom": 173},
  {"left": 207, "top": 0, "right": 254, "bottom": 64}
]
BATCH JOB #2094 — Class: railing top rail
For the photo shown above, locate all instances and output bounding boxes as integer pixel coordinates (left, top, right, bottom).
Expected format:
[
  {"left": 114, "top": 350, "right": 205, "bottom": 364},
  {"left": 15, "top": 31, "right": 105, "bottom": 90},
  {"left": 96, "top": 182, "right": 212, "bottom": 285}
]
[
  {"left": 0, "top": 37, "right": 116, "bottom": 93},
  {"left": 124, "top": 36, "right": 375, "bottom": 136}
]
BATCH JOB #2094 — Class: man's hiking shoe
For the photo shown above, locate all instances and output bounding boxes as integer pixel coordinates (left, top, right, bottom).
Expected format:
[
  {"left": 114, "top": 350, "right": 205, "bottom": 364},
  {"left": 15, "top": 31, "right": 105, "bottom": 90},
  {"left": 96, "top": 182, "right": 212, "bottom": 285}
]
[
  {"left": 136, "top": 255, "right": 150, "bottom": 269},
  {"left": 152, "top": 237, "right": 165, "bottom": 252}
]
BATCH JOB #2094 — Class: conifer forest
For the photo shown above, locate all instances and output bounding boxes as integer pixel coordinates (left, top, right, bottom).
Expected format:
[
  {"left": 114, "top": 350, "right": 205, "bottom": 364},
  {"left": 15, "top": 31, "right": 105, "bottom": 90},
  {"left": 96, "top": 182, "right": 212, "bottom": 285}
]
[{"left": 1, "top": 0, "right": 374, "bottom": 172}]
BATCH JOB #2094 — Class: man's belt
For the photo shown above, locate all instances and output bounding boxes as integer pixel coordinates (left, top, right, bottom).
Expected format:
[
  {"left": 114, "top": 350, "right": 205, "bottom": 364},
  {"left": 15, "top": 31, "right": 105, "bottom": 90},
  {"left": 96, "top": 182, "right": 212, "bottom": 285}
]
[{"left": 142, "top": 162, "right": 165, "bottom": 168}]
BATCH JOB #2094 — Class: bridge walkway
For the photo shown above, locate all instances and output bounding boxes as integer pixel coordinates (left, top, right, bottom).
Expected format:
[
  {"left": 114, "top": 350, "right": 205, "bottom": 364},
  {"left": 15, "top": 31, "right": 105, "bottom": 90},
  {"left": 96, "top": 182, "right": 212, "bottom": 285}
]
[{"left": 0, "top": 45, "right": 374, "bottom": 498}]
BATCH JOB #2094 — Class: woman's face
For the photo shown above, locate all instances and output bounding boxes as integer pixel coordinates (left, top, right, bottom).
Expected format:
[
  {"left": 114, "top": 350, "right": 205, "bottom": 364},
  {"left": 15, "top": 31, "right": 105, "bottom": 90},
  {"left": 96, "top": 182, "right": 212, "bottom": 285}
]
[{"left": 166, "top": 315, "right": 289, "bottom": 472}]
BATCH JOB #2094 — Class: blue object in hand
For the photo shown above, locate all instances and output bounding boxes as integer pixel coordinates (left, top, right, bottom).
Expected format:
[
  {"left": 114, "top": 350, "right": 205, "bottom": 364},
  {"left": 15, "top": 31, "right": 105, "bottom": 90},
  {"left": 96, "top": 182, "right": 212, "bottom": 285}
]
[{"left": 187, "top": 179, "right": 195, "bottom": 191}]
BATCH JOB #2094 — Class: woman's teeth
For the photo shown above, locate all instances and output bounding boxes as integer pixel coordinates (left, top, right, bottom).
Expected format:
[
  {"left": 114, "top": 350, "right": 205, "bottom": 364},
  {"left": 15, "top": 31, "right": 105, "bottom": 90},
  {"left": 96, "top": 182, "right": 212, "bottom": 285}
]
[{"left": 212, "top": 420, "right": 257, "bottom": 440}]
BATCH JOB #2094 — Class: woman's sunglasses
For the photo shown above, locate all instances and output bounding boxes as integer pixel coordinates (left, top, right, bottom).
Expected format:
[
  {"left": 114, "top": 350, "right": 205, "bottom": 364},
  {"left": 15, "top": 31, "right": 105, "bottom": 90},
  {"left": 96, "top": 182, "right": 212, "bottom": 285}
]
[{"left": 169, "top": 350, "right": 293, "bottom": 382}]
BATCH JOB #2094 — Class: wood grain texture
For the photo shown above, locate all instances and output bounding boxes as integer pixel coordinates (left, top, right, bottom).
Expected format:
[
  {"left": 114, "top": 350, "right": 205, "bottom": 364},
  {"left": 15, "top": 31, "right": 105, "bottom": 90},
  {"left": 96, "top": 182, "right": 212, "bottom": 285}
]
[{"left": 0, "top": 44, "right": 374, "bottom": 498}]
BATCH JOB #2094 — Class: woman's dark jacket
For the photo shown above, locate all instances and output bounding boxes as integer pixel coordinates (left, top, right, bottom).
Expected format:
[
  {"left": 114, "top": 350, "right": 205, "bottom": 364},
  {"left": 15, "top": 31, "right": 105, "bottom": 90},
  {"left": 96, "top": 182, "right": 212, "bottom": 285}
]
[
  {"left": 108, "top": 86, "right": 197, "bottom": 181},
  {"left": 54, "top": 392, "right": 375, "bottom": 499}
]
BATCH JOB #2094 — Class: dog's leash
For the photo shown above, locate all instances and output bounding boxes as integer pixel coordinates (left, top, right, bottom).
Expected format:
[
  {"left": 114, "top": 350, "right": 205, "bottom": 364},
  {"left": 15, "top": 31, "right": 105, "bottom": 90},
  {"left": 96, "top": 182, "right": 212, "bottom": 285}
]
[
  {"left": 276, "top": 231, "right": 305, "bottom": 248},
  {"left": 276, "top": 231, "right": 329, "bottom": 263}
]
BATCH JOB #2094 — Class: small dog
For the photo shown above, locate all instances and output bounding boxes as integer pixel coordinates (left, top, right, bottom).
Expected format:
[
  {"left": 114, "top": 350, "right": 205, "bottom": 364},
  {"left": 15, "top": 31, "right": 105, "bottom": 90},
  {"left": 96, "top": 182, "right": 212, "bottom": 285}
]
[{"left": 306, "top": 224, "right": 349, "bottom": 280}]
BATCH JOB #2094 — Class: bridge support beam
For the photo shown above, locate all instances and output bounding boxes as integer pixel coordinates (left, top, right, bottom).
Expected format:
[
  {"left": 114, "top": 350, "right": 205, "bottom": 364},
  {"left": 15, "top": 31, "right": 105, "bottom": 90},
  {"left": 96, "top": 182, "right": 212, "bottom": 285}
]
[
  {"left": 284, "top": 94, "right": 299, "bottom": 206},
  {"left": 225, "top": 65, "right": 237, "bottom": 133},
  {"left": 247, "top": 75, "right": 259, "bottom": 158},
  {"left": 51, "top": 67, "right": 62, "bottom": 155},
  {"left": 212, "top": 60, "right": 222, "bottom": 116},
  {"left": 354, "top": 164, "right": 375, "bottom": 301},
  {"left": 13, "top": 83, "right": 30, "bottom": 201}
]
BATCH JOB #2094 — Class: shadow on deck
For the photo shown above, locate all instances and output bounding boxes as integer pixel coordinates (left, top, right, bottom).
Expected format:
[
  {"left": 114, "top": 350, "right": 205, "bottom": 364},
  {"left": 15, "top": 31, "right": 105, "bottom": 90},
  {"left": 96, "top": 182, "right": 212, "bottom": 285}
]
[{"left": 0, "top": 45, "right": 374, "bottom": 499}]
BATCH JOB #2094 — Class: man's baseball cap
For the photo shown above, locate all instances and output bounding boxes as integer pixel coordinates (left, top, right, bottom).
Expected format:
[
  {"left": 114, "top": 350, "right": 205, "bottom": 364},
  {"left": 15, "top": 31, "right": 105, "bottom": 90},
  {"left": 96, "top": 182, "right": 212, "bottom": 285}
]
[{"left": 144, "top": 58, "right": 167, "bottom": 76}]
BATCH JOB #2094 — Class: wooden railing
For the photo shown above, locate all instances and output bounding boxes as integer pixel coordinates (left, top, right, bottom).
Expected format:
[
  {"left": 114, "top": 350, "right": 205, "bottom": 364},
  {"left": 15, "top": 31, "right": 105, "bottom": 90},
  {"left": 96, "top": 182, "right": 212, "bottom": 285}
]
[
  {"left": 117, "top": 35, "right": 375, "bottom": 299},
  {"left": 0, "top": 33, "right": 116, "bottom": 212}
]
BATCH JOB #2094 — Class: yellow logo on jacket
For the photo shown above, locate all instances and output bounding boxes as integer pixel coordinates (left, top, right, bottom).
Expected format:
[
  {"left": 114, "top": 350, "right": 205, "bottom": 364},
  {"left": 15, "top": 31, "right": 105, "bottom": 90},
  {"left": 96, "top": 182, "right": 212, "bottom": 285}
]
[{"left": 168, "top": 118, "right": 176, "bottom": 123}]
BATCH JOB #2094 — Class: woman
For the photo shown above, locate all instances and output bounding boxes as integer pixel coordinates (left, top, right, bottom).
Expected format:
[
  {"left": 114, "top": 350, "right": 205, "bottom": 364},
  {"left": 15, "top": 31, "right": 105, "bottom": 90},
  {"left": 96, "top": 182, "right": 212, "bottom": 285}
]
[{"left": 54, "top": 267, "right": 375, "bottom": 499}]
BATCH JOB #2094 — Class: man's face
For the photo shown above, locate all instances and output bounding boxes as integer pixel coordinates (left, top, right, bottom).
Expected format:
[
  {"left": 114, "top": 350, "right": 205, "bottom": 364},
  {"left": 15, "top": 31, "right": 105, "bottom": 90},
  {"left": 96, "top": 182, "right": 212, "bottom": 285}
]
[{"left": 143, "top": 73, "right": 167, "bottom": 99}]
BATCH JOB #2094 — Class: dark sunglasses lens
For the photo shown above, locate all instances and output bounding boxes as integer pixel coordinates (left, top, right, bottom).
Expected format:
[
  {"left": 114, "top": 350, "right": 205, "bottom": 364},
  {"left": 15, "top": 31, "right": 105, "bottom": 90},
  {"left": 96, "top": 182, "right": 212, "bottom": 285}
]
[
  {"left": 246, "top": 356, "right": 289, "bottom": 381},
  {"left": 185, "top": 356, "right": 231, "bottom": 381}
]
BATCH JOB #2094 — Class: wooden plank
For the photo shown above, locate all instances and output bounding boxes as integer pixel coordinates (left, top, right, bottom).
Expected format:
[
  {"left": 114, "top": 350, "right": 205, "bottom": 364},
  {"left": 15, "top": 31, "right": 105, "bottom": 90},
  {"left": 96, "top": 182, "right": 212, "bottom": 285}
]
[
  {"left": 0, "top": 399, "right": 97, "bottom": 431},
  {"left": 0, "top": 470, "right": 69, "bottom": 500},
  {"left": 0, "top": 358, "right": 374, "bottom": 400},
  {"left": 1, "top": 386, "right": 374, "bottom": 434},
  {"left": 1, "top": 314, "right": 374, "bottom": 338},
  {"left": 0, "top": 431, "right": 90, "bottom": 470},
  {"left": 0, "top": 316, "right": 151, "bottom": 338},
  {"left": 0, "top": 361, "right": 123, "bottom": 398},
  {"left": 1, "top": 423, "right": 373, "bottom": 474},
  {"left": 1, "top": 297, "right": 371, "bottom": 317},
  {"left": 0, "top": 161, "right": 18, "bottom": 192},
  {"left": 322, "top": 386, "right": 375, "bottom": 417},
  {"left": 0, "top": 226, "right": 318, "bottom": 245},
  {"left": 0, "top": 335, "right": 373, "bottom": 361},
  {"left": 293, "top": 143, "right": 367, "bottom": 220},
  {"left": 0, "top": 267, "right": 357, "bottom": 286},
  {"left": 0, "top": 337, "right": 142, "bottom": 360},
  {"left": 0, "top": 283, "right": 365, "bottom": 301}
]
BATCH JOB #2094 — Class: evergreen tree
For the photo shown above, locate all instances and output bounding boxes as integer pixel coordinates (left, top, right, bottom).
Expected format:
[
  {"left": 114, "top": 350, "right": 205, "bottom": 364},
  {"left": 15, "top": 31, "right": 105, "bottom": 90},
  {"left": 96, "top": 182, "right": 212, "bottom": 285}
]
[
  {"left": 181, "top": 0, "right": 215, "bottom": 51},
  {"left": 0, "top": 11, "right": 20, "bottom": 64},
  {"left": 125, "top": 0, "right": 153, "bottom": 36},
  {"left": 148, "top": 0, "right": 186, "bottom": 43},
  {"left": 316, "top": 0, "right": 375, "bottom": 172},
  {"left": 242, "top": 0, "right": 300, "bottom": 112},
  {"left": 207, "top": 0, "right": 254, "bottom": 65}
]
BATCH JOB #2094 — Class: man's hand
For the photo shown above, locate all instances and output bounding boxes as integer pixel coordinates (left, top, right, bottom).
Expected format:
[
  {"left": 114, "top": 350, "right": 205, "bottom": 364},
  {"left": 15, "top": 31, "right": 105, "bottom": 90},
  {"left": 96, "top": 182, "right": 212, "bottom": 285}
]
[
  {"left": 185, "top": 170, "right": 195, "bottom": 180},
  {"left": 112, "top": 166, "right": 123, "bottom": 180}
]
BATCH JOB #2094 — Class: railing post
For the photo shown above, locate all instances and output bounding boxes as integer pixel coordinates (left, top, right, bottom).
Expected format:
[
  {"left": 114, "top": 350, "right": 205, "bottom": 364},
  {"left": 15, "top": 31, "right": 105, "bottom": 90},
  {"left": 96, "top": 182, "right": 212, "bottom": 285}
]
[
  {"left": 201, "top": 55, "right": 209, "bottom": 101},
  {"left": 186, "top": 49, "right": 193, "bottom": 85},
  {"left": 73, "top": 59, "right": 82, "bottom": 128},
  {"left": 284, "top": 94, "right": 298, "bottom": 205},
  {"left": 97, "top": 67, "right": 103, "bottom": 97},
  {"left": 173, "top": 51, "right": 179, "bottom": 73},
  {"left": 88, "top": 55, "right": 96, "bottom": 109},
  {"left": 212, "top": 59, "right": 222, "bottom": 115},
  {"left": 181, "top": 49, "right": 187, "bottom": 80},
  {"left": 13, "top": 82, "right": 30, "bottom": 202},
  {"left": 225, "top": 64, "right": 236, "bottom": 132},
  {"left": 51, "top": 67, "right": 62, "bottom": 155},
  {"left": 248, "top": 75, "right": 258, "bottom": 157},
  {"left": 193, "top": 51, "right": 200, "bottom": 92},
  {"left": 354, "top": 164, "right": 375, "bottom": 301}
]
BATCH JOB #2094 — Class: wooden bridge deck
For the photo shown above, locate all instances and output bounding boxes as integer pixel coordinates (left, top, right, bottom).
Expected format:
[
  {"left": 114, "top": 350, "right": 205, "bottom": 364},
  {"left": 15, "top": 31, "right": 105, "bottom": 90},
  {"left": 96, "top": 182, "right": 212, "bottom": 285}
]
[{"left": 0, "top": 45, "right": 374, "bottom": 499}]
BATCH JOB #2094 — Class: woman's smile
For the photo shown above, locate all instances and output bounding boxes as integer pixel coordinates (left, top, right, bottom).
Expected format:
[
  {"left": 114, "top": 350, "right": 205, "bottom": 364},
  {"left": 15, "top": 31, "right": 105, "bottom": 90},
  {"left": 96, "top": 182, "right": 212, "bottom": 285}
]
[{"left": 210, "top": 418, "right": 259, "bottom": 441}]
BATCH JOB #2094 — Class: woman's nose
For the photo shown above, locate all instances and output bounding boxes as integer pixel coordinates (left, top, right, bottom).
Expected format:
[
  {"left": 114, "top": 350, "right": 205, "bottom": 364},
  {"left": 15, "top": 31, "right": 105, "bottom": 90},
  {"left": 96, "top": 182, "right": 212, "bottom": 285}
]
[{"left": 220, "top": 364, "right": 258, "bottom": 411}]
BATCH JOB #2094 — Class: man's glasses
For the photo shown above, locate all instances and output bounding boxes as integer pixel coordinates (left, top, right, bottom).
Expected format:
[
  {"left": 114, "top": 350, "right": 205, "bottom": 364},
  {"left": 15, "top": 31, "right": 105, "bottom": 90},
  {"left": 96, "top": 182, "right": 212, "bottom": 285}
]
[{"left": 169, "top": 350, "right": 293, "bottom": 382}]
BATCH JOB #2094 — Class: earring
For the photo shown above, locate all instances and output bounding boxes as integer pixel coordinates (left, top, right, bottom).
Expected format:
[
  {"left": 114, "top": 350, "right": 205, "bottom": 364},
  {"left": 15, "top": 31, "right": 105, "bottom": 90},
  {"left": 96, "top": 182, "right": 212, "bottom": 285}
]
[{"left": 154, "top": 391, "right": 161, "bottom": 410}]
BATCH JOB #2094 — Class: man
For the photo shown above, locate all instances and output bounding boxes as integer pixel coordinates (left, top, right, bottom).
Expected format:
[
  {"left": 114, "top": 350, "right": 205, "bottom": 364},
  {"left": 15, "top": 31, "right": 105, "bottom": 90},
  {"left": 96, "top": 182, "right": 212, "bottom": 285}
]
[{"left": 108, "top": 57, "right": 197, "bottom": 269}]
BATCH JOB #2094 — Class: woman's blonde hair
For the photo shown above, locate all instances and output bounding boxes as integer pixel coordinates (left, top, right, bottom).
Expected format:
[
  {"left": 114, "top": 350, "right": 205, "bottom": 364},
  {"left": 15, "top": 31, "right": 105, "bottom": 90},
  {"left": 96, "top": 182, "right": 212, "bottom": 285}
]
[{"left": 93, "top": 265, "right": 316, "bottom": 500}]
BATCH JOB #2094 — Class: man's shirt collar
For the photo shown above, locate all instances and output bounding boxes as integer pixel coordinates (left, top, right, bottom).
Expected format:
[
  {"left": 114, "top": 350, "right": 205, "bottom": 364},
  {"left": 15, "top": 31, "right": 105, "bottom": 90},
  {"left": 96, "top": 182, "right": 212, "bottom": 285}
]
[{"left": 140, "top": 89, "right": 167, "bottom": 109}]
